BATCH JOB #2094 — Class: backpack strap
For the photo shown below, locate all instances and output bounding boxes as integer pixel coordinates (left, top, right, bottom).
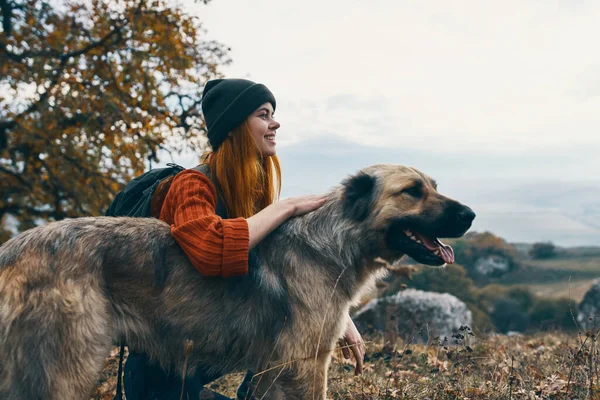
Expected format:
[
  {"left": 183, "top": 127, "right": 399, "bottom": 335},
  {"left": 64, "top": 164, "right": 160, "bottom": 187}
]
[
  {"left": 191, "top": 164, "right": 227, "bottom": 219},
  {"left": 114, "top": 343, "right": 126, "bottom": 400}
]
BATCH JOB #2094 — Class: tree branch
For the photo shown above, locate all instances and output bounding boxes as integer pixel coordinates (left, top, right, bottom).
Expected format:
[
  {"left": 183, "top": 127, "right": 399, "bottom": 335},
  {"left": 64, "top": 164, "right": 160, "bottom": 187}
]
[
  {"left": 0, "top": 0, "right": 13, "bottom": 37},
  {"left": 0, "top": 120, "right": 15, "bottom": 151},
  {"left": 1, "top": 22, "right": 124, "bottom": 63},
  {"left": 0, "top": 164, "right": 31, "bottom": 189},
  {"left": 0, "top": 204, "right": 53, "bottom": 219},
  {"left": 60, "top": 24, "right": 123, "bottom": 60}
]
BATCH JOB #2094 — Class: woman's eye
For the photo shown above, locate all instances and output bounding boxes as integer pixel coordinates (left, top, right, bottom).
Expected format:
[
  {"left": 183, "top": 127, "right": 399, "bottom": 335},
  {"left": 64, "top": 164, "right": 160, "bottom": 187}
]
[{"left": 260, "top": 114, "right": 268, "bottom": 119}]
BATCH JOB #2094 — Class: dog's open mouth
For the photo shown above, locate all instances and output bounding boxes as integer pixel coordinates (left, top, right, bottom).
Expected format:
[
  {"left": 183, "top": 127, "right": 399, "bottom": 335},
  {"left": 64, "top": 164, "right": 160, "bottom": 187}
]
[{"left": 403, "top": 229, "right": 455, "bottom": 264}]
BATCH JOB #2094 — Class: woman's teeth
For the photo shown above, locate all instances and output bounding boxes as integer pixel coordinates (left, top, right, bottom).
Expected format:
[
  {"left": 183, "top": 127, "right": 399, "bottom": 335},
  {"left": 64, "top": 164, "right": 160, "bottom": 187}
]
[{"left": 264, "top": 135, "right": 276, "bottom": 141}]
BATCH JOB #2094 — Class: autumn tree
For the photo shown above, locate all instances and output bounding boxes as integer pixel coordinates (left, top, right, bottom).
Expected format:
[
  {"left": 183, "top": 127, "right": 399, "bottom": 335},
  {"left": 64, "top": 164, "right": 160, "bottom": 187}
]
[{"left": 0, "top": 0, "right": 230, "bottom": 240}]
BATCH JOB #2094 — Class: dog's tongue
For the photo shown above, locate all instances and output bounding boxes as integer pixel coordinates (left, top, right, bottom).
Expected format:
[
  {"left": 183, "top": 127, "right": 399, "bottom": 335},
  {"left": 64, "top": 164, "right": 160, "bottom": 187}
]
[{"left": 415, "top": 232, "right": 455, "bottom": 264}]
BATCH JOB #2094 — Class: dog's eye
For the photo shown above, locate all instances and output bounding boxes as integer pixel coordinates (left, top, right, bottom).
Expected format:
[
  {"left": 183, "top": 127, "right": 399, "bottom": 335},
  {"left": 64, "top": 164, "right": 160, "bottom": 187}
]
[{"left": 403, "top": 186, "right": 422, "bottom": 197}]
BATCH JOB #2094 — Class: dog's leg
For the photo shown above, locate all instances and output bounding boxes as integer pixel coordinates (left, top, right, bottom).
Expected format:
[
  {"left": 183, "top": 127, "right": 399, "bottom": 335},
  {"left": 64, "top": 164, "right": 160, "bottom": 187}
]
[
  {"left": 239, "top": 369, "right": 285, "bottom": 400},
  {"left": 251, "top": 356, "right": 330, "bottom": 400}
]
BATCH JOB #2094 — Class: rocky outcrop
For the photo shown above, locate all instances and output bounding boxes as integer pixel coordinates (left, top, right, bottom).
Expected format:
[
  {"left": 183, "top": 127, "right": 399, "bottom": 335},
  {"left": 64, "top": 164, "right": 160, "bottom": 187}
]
[
  {"left": 353, "top": 289, "right": 472, "bottom": 341},
  {"left": 577, "top": 279, "right": 600, "bottom": 331}
]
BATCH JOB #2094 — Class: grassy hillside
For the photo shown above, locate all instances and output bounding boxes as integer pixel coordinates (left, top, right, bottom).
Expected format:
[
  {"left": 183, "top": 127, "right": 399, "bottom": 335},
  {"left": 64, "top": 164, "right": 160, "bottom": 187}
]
[
  {"left": 380, "top": 236, "right": 600, "bottom": 335},
  {"left": 494, "top": 246, "right": 600, "bottom": 303},
  {"left": 92, "top": 331, "right": 600, "bottom": 399}
]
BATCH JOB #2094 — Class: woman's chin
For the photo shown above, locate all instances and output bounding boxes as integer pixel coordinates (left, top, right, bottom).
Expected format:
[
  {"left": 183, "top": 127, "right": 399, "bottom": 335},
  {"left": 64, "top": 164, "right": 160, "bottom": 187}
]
[{"left": 261, "top": 144, "right": 277, "bottom": 157}]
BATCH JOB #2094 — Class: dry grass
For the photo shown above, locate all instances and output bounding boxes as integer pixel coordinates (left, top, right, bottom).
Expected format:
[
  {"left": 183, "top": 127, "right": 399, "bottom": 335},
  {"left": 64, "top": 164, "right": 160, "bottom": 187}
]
[
  {"left": 326, "top": 330, "right": 599, "bottom": 399},
  {"left": 92, "top": 329, "right": 600, "bottom": 400}
]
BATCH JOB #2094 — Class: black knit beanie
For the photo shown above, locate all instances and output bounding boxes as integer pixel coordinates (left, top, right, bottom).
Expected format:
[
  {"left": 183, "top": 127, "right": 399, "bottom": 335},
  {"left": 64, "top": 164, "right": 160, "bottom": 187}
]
[{"left": 201, "top": 78, "right": 276, "bottom": 151}]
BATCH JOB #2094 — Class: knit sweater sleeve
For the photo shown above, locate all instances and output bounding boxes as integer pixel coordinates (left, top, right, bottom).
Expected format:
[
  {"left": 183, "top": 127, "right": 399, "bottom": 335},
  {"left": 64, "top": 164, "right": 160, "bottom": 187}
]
[{"left": 159, "top": 169, "right": 250, "bottom": 278}]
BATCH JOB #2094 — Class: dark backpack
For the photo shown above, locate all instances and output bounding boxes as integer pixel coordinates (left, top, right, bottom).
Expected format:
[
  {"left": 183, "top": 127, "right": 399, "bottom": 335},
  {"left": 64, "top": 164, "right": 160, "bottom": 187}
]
[
  {"left": 106, "top": 163, "right": 225, "bottom": 218},
  {"left": 105, "top": 163, "right": 183, "bottom": 218}
]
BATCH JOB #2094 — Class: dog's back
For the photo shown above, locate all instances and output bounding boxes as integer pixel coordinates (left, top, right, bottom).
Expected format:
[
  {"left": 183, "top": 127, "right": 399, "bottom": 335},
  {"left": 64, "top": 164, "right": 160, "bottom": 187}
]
[{"left": 0, "top": 217, "right": 174, "bottom": 399}]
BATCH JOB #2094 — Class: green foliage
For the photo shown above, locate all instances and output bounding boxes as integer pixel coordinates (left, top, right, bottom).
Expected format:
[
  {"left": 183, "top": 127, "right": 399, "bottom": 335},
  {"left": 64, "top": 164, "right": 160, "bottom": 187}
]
[
  {"left": 448, "top": 231, "right": 521, "bottom": 284},
  {"left": 478, "top": 284, "right": 577, "bottom": 333},
  {"left": 505, "top": 286, "right": 536, "bottom": 311},
  {"left": 490, "top": 298, "right": 529, "bottom": 333},
  {"left": 385, "top": 263, "right": 580, "bottom": 334},
  {"left": 0, "top": 0, "right": 230, "bottom": 238},
  {"left": 411, "top": 264, "right": 481, "bottom": 309},
  {"left": 385, "top": 264, "right": 473, "bottom": 302},
  {"left": 529, "top": 241, "right": 557, "bottom": 259},
  {"left": 529, "top": 297, "right": 577, "bottom": 331}
]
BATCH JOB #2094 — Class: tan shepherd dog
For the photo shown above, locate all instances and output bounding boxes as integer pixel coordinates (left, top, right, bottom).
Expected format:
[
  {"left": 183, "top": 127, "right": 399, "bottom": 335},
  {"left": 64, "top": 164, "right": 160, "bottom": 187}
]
[{"left": 0, "top": 164, "right": 474, "bottom": 400}]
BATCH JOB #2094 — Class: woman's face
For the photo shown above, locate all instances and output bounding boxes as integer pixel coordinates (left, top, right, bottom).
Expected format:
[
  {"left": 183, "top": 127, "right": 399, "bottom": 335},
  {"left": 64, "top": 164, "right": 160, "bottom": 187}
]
[{"left": 247, "top": 102, "right": 280, "bottom": 157}]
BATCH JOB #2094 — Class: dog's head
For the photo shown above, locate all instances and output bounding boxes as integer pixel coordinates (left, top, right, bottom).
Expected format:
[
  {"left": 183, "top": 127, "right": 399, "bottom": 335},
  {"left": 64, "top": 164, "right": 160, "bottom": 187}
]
[{"left": 342, "top": 164, "right": 475, "bottom": 266}]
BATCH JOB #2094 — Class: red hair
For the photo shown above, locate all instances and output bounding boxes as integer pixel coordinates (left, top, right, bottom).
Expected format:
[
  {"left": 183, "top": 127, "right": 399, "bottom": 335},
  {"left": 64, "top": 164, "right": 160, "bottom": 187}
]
[{"left": 201, "top": 121, "right": 281, "bottom": 218}]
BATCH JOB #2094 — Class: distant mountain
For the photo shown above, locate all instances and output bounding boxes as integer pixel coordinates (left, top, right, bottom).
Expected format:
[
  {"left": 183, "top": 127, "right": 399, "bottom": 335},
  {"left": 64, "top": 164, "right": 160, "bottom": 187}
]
[
  {"left": 158, "top": 137, "right": 600, "bottom": 247},
  {"left": 467, "top": 183, "right": 600, "bottom": 247}
]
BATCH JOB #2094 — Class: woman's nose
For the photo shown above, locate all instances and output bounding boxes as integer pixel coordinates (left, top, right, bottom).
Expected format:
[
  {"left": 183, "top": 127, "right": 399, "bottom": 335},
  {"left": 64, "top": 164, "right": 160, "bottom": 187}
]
[{"left": 270, "top": 119, "right": 281, "bottom": 130}]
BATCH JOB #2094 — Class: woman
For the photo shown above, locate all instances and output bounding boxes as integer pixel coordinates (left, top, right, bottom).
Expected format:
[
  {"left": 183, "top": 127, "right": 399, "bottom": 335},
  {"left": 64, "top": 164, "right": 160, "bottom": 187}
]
[{"left": 125, "top": 78, "right": 365, "bottom": 399}]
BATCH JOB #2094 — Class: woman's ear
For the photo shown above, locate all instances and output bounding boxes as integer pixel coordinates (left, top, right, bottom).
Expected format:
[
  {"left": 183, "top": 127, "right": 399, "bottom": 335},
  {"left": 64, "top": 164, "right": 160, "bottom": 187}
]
[{"left": 342, "top": 172, "right": 376, "bottom": 221}]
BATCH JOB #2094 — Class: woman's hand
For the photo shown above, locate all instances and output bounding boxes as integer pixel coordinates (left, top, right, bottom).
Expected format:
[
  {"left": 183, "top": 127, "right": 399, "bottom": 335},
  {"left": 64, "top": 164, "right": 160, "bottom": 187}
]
[
  {"left": 246, "top": 194, "right": 327, "bottom": 249},
  {"left": 279, "top": 194, "right": 328, "bottom": 218},
  {"left": 338, "top": 317, "right": 365, "bottom": 375}
]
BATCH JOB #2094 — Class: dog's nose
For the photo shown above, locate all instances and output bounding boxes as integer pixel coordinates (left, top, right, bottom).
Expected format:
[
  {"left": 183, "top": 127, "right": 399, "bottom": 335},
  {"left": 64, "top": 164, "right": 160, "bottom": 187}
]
[{"left": 457, "top": 207, "right": 476, "bottom": 224}]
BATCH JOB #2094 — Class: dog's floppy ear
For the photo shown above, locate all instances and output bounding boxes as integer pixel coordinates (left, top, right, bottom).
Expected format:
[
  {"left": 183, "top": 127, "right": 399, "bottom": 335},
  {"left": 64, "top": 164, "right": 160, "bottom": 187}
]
[{"left": 343, "top": 172, "right": 376, "bottom": 221}]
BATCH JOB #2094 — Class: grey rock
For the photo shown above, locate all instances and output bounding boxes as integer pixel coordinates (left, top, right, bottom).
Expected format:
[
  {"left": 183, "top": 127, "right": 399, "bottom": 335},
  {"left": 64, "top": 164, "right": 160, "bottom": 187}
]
[
  {"left": 474, "top": 255, "right": 510, "bottom": 277},
  {"left": 352, "top": 289, "right": 472, "bottom": 341},
  {"left": 577, "top": 278, "right": 600, "bottom": 331}
]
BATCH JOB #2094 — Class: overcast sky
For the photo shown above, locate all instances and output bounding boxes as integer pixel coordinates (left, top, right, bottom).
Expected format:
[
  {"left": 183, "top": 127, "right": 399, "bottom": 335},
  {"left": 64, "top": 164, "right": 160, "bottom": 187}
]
[
  {"left": 187, "top": 0, "right": 600, "bottom": 154},
  {"left": 175, "top": 0, "right": 600, "bottom": 245}
]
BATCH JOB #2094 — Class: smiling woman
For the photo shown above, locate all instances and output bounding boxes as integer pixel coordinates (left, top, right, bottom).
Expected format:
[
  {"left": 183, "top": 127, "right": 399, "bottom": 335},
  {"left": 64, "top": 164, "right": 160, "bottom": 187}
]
[{"left": 199, "top": 79, "right": 281, "bottom": 219}]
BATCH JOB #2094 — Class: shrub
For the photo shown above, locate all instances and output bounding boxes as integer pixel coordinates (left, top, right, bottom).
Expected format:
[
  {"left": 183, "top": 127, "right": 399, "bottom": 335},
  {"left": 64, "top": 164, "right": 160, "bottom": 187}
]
[
  {"left": 447, "top": 231, "right": 521, "bottom": 283},
  {"left": 402, "top": 264, "right": 477, "bottom": 304},
  {"left": 491, "top": 298, "right": 529, "bottom": 333},
  {"left": 529, "top": 241, "right": 557, "bottom": 259},
  {"left": 479, "top": 285, "right": 576, "bottom": 333},
  {"left": 506, "top": 286, "right": 536, "bottom": 311},
  {"left": 529, "top": 298, "right": 577, "bottom": 331}
]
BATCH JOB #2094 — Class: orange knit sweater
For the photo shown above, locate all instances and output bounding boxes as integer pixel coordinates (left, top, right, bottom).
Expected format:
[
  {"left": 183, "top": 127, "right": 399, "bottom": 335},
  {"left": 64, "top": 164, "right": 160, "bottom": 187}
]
[{"left": 155, "top": 169, "right": 250, "bottom": 278}]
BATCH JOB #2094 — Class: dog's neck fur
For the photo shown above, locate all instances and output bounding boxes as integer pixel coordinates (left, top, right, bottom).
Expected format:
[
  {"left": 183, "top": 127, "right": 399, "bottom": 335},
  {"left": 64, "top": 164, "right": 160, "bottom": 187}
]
[{"left": 258, "top": 191, "right": 386, "bottom": 311}]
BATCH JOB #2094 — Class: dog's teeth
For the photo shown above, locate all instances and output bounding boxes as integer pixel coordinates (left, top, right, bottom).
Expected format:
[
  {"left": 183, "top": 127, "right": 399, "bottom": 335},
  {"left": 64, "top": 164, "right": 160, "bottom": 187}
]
[{"left": 405, "top": 230, "right": 424, "bottom": 245}]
